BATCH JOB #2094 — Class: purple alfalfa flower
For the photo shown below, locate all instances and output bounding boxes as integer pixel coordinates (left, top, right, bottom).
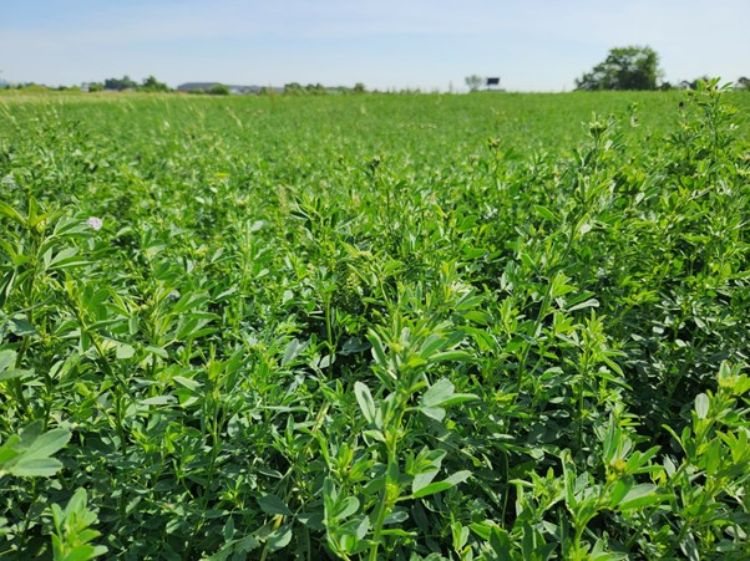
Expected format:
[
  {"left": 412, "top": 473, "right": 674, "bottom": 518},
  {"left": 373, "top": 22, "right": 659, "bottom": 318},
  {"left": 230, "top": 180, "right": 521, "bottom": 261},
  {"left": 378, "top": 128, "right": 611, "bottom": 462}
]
[{"left": 87, "top": 216, "right": 103, "bottom": 231}]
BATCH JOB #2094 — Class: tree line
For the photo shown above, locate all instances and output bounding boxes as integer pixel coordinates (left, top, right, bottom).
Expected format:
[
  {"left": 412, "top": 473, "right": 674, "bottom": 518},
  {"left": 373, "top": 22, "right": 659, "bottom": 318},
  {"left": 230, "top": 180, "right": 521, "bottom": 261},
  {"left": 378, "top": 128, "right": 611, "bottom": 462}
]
[
  {"left": 0, "top": 75, "right": 370, "bottom": 95},
  {"left": 87, "top": 75, "right": 170, "bottom": 92},
  {"left": 4, "top": 52, "right": 749, "bottom": 95},
  {"left": 85, "top": 77, "right": 368, "bottom": 95}
]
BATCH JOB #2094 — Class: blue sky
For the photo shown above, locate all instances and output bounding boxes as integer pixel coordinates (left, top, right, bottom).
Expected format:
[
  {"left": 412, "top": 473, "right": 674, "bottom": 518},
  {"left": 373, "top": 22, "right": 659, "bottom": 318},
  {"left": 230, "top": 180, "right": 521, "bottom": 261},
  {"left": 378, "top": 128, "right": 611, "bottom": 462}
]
[{"left": 1, "top": 0, "right": 748, "bottom": 91}]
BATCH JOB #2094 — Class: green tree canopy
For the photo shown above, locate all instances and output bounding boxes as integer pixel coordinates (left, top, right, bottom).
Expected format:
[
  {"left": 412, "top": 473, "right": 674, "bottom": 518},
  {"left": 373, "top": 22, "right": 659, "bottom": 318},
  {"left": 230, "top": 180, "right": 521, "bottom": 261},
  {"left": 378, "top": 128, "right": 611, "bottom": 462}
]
[
  {"left": 103, "top": 75, "right": 138, "bottom": 91},
  {"left": 139, "top": 75, "right": 170, "bottom": 92},
  {"left": 283, "top": 82, "right": 304, "bottom": 95},
  {"left": 575, "top": 46, "right": 661, "bottom": 91},
  {"left": 465, "top": 75, "right": 483, "bottom": 92},
  {"left": 208, "top": 83, "right": 230, "bottom": 95}
]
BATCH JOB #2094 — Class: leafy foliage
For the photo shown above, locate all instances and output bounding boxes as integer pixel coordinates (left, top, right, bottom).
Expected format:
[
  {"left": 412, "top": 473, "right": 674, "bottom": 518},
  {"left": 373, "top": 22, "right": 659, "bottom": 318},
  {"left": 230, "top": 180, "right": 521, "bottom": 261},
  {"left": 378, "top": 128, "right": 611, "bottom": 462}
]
[
  {"left": 50, "top": 489, "right": 107, "bottom": 561},
  {"left": 208, "top": 83, "right": 231, "bottom": 96},
  {"left": 576, "top": 46, "right": 662, "bottom": 90},
  {"left": 139, "top": 76, "right": 170, "bottom": 93},
  {"left": 0, "top": 84, "right": 749, "bottom": 559},
  {"left": 465, "top": 75, "right": 483, "bottom": 92},
  {"left": 103, "top": 75, "right": 138, "bottom": 91},
  {"left": 0, "top": 421, "right": 70, "bottom": 478}
]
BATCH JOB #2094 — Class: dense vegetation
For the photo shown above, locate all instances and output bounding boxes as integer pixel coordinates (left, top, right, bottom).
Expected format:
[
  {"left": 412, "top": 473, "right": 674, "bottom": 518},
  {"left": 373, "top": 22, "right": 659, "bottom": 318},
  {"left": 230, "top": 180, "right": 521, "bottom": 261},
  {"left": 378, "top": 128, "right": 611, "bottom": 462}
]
[
  {"left": 575, "top": 46, "right": 661, "bottom": 91},
  {"left": 1, "top": 83, "right": 749, "bottom": 560}
]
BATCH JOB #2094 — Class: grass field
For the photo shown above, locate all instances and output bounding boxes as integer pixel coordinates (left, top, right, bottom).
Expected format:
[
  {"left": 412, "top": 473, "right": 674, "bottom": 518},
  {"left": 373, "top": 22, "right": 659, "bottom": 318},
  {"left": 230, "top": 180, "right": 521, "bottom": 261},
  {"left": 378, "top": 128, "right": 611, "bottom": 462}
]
[{"left": 1, "top": 88, "right": 749, "bottom": 560}]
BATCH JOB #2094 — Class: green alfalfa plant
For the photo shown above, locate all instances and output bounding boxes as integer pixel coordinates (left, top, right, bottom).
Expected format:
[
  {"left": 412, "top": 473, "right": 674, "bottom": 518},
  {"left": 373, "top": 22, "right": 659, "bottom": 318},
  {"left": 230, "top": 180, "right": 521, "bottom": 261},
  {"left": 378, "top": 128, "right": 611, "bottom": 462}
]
[
  {"left": 322, "top": 315, "right": 478, "bottom": 560},
  {"left": 509, "top": 113, "right": 623, "bottom": 402},
  {"left": 0, "top": 194, "right": 102, "bottom": 431},
  {"left": 49, "top": 488, "right": 107, "bottom": 561},
  {"left": 473, "top": 412, "right": 664, "bottom": 561},
  {"left": 650, "top": 362, "right": 750, "bottom": 559}
]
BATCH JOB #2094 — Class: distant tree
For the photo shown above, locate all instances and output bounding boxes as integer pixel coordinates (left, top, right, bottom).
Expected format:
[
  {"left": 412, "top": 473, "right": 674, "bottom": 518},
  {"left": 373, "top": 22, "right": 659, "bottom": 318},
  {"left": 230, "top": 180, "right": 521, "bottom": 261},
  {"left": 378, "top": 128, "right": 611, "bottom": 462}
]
[
  {"left": 575, "top": 46, "right": 661, "bottom": 90},
  {"left": 465, "top": 75, "right": 483, "bottom": 92},
  {"left": 139, "top": 75, "right": 170, "bottom": 92},
  {"left": 305, "top": 83, "right": 327, "bottom": 95},
  {"left": 208, "top": 83, "right": 230, "bottom": 95},
  {"left": 104, "top": 75, "right": 137, "bottom": 91},
  {"left": 284, "top": 82, "right": 304, "bottom": 95},
  {"left": 659, "top": 81, "right": 674, "bottom": 91},
  {"left": 15, "top": 83, "right": 51, "bottom": 92},
  {"left": 104, "top": 74, "right": 138, "bottom": 91},
  {"left": 736, "top": 76, "right": 750, "bottom": 91},
  {"left": 87, "top": 82, "right": 104, "bottom": 92},
  {"left": 121, "top": 76, "right": 137, "bottom": 90},
  {"left": 353, "top": 82, "right": 366, "bottom": 93}
]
